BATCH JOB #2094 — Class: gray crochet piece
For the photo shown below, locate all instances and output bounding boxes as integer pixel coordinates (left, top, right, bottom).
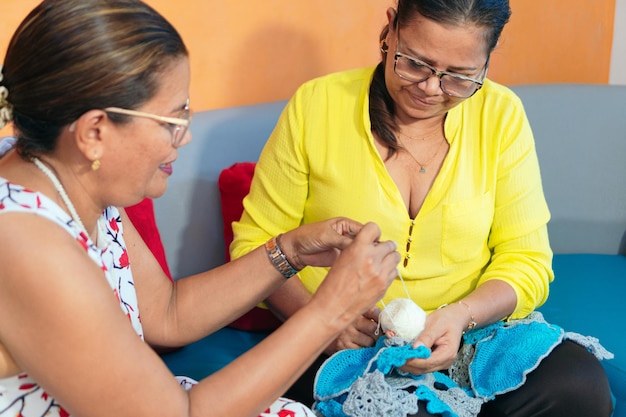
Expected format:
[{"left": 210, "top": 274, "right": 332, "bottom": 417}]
[
  {"left": 564, "top": 332, "right": 615, "bottom": 360},
  {"left": 342, "top": 371, "right": 419, "bottom": 417},
  {"left": 343, "top": 367, "right": 484, "bottom": 417},
  {"left": 448, "top": 343, "right": 475, "bottom": 390}
]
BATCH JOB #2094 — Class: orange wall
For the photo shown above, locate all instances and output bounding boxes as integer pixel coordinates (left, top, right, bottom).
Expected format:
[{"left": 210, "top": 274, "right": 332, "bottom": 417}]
[
  {"left": 152, "top": 1, "right": 386, "bottom": 109},
  {"left": 0, "top": 0, "right": 616, "bottom": 126},
  {"left": 492, "top": 0, "right": 615, "bottom": 85}
]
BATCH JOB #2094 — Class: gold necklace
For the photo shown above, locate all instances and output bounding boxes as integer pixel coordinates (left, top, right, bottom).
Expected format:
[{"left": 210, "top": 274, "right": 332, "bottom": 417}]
[
  {"left": 396, "top": 125, "right": 441, "bottom": 142},
  {"left": 397, "top": 135, "right": 447, "bottom": 173}
]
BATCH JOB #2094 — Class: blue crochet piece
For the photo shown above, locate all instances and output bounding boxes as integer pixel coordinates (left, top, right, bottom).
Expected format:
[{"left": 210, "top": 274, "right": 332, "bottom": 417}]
[
  {"left": 314, "top": 337, "right": 430, "bottom": 399},
  {"left": 413, "top": 373, "right": 460, "bottom": 417},
  {"left": 316, "top": 396, "right": 348, "bottom": 417},
  {"left": 314, "top": 338, "right": 432, "bottom": 417},
  {"left": 376, "top": 342, "right": 431, "bottom": 374},
  {"left": 468, "top": 319, "right": 563, "bottom": 398},
  {"left": 313, "top": 312, "right": 613, "bottom": 417}
]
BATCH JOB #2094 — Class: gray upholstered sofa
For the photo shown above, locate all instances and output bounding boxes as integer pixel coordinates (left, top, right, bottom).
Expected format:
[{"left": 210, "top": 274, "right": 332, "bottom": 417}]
[{"left": 156, "top": 84, "right": 626, "bottom": 416}]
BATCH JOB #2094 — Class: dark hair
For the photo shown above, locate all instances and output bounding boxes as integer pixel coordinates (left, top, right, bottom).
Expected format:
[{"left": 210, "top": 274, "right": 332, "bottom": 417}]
[
  {"left": 370, "top": 0, "right": 511, "bottom": 158},
  {"left": 1, "top": 0, "right": 188, "bottom": 159}
]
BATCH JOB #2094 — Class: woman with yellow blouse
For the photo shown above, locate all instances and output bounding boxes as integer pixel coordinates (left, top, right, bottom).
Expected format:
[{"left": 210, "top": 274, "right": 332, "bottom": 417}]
[{"left": 231, "top": 0, "right": 613, "bottom": 415}]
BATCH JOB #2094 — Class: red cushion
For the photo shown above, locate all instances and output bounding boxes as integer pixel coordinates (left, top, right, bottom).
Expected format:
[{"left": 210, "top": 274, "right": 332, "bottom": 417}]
[
  {"left": 125, "top": 198, "right": 173, "bottom": 281},
  {"left": 218, "top": 162, "right": 282, "bottom": 331},
  {"left": 218, "top": 162, "right": 256, "bottom": 262}
]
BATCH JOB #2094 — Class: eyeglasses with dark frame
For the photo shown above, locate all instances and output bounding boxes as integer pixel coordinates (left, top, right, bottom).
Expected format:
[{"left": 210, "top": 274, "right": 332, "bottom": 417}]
[
  {"left": 104, "top": 99, "right": 192, "bottom": 147},
  {"left": 393, "top": 35, "right": 489, "bottom": 99}
]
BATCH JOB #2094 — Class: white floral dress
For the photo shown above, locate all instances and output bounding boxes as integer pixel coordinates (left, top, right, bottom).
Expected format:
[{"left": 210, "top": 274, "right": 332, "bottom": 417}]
[
  {"left": 0, "top": 177, "right": 142, "bottom": 417},
  {"left": 0, "top": 138, "right": 315, "bottom": 417}
]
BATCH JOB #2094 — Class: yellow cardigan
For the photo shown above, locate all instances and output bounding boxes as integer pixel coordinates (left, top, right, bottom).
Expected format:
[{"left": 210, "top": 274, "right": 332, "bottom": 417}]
[{"left": 231, "top": 67, "right": 553, "bottom": 319}]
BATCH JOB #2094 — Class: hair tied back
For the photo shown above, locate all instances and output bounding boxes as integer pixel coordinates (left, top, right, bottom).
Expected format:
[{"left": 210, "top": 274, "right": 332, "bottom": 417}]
[{"left": 0, "top": 66, "right": 13, "bottom": 129}]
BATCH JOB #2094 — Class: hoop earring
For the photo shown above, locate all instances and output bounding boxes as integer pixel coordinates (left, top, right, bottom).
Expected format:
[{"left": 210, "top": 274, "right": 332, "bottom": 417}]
[{"left": 91, "top": 159, "right": 101, "bottom": 171}]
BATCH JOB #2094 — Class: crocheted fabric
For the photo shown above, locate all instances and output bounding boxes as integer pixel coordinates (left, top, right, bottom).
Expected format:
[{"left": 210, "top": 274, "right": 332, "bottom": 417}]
[{"left": 313, "top": 312, "right": 613, "bottom": 417}]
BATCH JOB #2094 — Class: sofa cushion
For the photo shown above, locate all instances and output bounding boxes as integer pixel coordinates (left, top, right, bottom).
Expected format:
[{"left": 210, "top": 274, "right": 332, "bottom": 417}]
[
  {"left": 538, "top": 253, "right": 626, "bottom": 413},
  {"left": 218, "top": 162, "right": 282, "bottom": 332},
  {"left": 161, "top": 327, "right": 269, "bottom": 380}
]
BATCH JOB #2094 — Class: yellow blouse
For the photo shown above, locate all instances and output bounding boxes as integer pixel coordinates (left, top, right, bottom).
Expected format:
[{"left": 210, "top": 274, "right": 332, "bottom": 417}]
[{"left": 231, "top": 67, "right": 553, "bottom": 319}]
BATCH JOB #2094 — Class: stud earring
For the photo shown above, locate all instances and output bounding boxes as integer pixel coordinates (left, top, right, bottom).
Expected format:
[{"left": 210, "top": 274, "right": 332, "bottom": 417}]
[{"left": 380, "top": 39, "right": 389, "bottom": 53}]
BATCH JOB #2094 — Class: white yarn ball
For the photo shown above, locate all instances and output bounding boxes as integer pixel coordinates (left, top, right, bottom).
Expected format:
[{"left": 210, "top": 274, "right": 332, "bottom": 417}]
[{"left": 379, "top": 298, "right": 426, "bottom": 341}]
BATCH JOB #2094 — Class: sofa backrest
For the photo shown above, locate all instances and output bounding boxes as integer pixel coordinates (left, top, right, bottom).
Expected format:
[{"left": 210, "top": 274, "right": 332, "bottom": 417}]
[
  {"left": 511, "top": 84, "right": 626, "bottom": 256},
  {"left": 153, "top": 100, "right": 287, "bottom": 278},
  {"left": 153, "top": 85, "right": 626, "bottom": 279}
]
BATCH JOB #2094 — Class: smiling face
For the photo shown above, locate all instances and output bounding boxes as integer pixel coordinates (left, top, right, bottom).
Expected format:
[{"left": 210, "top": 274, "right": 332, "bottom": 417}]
[
  {"left": 383, "top": 11, "right": 490, "bottom": 124},
  {"left": 101, "top": 56, "right": 191, "bottom": 205}
]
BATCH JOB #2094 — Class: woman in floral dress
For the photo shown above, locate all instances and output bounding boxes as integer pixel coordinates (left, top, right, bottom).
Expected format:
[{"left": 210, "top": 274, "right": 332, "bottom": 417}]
[{"left": 0, "top": 1, "right": 401, "bottom": 416}]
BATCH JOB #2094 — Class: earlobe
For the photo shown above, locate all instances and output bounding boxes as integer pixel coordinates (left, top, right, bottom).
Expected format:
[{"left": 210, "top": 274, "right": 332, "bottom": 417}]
[
  {"left": 71, "top": 109, "right": 106, "bottom": 168},
  {"left": 380, "top": 39, "right": 389, "bottom": 54}
]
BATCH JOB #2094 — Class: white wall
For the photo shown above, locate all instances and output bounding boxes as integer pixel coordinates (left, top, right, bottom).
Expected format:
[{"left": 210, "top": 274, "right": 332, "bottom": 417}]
[{"left": 610, "top": 0, "right": 626, "bottom": 84}]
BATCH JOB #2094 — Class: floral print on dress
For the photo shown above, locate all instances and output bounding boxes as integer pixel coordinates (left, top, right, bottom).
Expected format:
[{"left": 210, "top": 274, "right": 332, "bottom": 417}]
[
  {"left": 0, "top": 177, "right": 142, "bottom": 417},
  {"left": 0, "top": 373, "right": 70, "bottom": 417},
  {"left": 0, "top": 176, "right": 314, "bottom": 417}
]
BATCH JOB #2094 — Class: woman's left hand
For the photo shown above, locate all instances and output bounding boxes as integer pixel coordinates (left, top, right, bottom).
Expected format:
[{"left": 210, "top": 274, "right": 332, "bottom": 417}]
[
  {"left": 279, "top": 217, "right": 365, "bottom": 270},
  {"left": 399, "top": 303, "right": 468, "bottom": 375}
]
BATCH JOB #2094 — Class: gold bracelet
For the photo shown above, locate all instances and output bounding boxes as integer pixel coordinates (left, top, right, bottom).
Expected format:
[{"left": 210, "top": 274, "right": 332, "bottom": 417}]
[
  {"left": 265, "top": 235, "right": 300, "bottom": 279},
  {"left": 457, "top": 300, "right": 477, "bottom": 333}
]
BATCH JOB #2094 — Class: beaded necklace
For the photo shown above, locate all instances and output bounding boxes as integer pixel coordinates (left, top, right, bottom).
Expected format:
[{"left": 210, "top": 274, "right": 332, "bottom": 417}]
[{"left": 32, "top": 157, "right": 89, "bottom": 236}]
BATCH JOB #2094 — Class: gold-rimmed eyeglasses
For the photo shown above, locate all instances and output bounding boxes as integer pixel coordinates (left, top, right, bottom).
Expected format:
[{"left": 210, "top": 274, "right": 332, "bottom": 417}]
[
  {"left": 393, "top": 35, "right": 488, "bottom": 99},
  {"left": 104, "top": 99, "right": 192, "bottom": 147}
]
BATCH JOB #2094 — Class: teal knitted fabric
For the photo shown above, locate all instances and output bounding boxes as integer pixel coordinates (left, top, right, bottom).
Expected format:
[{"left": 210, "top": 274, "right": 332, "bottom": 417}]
[
  {"left": 465, "top": 319, "right": 562, "bottom": 399},
  {"left": 314, "top": 337, "right": 431, "bottom": 399},
  {"left": 313, "top": 312, "right": 614, "bottom": 417}
]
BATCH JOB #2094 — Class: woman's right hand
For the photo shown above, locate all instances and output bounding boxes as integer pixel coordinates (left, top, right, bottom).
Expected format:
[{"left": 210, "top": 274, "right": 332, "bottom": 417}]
[{"left": 308, "top": 222, "right": 400, "bottom": 332}]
